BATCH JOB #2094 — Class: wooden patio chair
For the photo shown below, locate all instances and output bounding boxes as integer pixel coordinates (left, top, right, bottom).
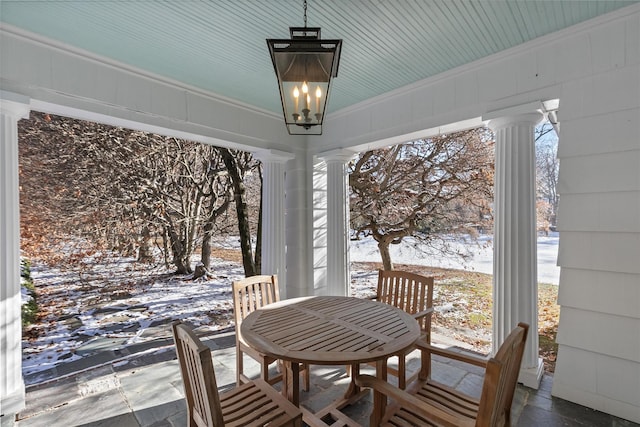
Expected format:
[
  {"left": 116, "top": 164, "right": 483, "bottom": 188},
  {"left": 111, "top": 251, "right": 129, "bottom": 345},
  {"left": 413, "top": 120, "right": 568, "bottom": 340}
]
[
  {"left": 232, "top": 275, "right": 309, "bottom": 390},
  {"left": 370, "top": 269, "right": 435, "bottom": 389},
  {"left": 171, "top": 321, "right": 302, "bottom": 427},
  {"left": 356, "top": 322, "right": 529, "bottom": 426}
]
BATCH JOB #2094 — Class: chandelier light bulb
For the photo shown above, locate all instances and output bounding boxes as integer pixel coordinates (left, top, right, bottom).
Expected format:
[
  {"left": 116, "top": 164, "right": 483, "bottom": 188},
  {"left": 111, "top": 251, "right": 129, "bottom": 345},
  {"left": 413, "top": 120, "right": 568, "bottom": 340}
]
[
  {"left": 315, "top": 86, "right": 322, "bottom": 113},
  {"left": 293, "top": 85, "right": 300, "bottom": 112}
]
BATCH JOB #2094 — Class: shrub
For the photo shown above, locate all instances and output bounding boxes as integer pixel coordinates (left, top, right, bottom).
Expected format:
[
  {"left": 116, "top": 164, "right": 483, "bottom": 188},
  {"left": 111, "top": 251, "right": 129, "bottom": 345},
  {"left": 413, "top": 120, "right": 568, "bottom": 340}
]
[{"left": 21, "top": 258, "right": 38, "bottom": 326}]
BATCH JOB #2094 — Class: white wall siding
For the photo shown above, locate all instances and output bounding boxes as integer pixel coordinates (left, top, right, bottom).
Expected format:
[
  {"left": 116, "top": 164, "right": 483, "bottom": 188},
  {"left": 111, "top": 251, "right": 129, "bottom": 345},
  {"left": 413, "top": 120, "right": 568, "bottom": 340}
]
[
  {"left": 552, "top": 10, "right": 640, "bottom": 422},
  {"left": 558, "top": 151, "right": 640, "bottom": 194},
  {"left": 559, "top": 65, "right": 640, "bottom": 122},
  {"left": 554, "top": 346, "right": 640, "bottom": 423},
  {"left": 557, "top": 307, "right": 640, "bottom": 362},
  {"left": 559, "top": 108, "right": 640, "bottom": 157},
  {"left": 559, "top": 269, "right": 640, "bottom": 319},
  {"left": 558, "top": 232, "right": 640, "bottom": 274},
  {"left": 558, "top": 192, "right": 640, "bottom": 232}
]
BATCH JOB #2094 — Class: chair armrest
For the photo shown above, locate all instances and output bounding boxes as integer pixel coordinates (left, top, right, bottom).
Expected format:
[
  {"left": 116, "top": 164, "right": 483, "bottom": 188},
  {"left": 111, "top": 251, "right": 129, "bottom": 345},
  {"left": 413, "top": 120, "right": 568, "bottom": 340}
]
[
  {"left": 415, "top": 340, "right": 488, "bottom": 367},
  {"left": 354, "top": 374, "right": 465, "bottom": 427},
  {"left": 412, "top": 307, "right": 434, "bottom": 321}
]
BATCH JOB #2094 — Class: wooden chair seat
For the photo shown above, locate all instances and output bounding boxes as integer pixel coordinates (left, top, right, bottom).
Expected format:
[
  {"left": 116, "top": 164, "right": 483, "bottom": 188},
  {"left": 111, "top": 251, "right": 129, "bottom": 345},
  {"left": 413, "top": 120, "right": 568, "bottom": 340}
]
[
  {"left": 356, "top": 322, "right": 529, "bottom": 426},
  {"left": 388, "top": 380, "right": 481, "bottom": 425},
  {"left": 172, "top": 320, "right": 302, "bottom": 427},
  {"left": 232, "top": 275, "right": 310, "bottom": 390},
  {"left": 218, "top": 380, "right": 300, "bottom": 427}
]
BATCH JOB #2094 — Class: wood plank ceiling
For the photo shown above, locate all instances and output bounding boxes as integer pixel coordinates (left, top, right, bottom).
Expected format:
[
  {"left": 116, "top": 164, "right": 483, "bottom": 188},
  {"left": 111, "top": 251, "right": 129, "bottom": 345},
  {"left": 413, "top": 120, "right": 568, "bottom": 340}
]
[{"left": 1, "top": 1, "right": 637, "bottom": 114}]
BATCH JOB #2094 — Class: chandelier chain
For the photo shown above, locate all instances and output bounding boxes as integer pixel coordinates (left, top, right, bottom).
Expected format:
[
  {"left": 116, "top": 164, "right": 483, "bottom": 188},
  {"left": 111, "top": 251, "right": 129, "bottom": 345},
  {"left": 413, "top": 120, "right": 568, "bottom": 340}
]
[{"left": 303, "top": 0, "right": 308, "bottom": 27}]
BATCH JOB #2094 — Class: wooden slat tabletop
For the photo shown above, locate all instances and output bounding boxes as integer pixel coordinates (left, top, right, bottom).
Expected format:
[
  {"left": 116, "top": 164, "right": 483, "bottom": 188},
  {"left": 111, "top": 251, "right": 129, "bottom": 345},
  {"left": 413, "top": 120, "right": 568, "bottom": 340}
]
[{"left": 240, "top": 296, "right": 420, "bottom": 365}]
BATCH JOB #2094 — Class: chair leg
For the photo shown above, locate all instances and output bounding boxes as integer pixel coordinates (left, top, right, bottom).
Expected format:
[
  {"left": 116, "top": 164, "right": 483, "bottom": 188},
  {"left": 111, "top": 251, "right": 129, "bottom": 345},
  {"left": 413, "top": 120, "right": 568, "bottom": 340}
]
[
  {"left": 261, "top": 359, "right": 271, "bottom": 384},
  {"left": 236, "top": 350, "right": 244, "bottom": 386},
  {"left": 398, "top": 354, "right": 406, "bottom": 390},
  {"left": 302, "top": 363, "right": 310, "bottom": 392},
  {"left": 419, "top": 347, "right": 431, "bottom": 381}
]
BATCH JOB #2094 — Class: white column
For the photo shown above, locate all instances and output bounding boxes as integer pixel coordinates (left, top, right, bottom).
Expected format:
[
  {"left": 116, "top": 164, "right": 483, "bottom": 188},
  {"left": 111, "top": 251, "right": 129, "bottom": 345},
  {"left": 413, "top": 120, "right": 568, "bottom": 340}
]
[
  {"left": 1, "top": 91, "right": 30, "bottom": 418},
  {"left": 318, "top": 150, "right": 355, "bottom": 296},
  {"left": 487, "top": 108, "right": 544, "bottom": 389},
  {"left": 254, "top": 149, "right": 294, "bottom": 299}
]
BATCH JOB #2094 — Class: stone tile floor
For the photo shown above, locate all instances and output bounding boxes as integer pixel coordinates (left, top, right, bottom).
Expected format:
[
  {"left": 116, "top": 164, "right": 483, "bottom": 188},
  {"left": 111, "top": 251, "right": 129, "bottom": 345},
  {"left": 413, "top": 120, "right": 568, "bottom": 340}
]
[{"left": 7, "top": 329, "right": 639, "bottom": 427}]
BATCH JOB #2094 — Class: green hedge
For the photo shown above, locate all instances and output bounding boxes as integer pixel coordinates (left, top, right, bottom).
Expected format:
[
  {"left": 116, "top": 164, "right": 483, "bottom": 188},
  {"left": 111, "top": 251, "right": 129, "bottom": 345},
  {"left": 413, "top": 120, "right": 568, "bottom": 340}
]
[{"left": 21, "top": 259, "right": 38, "bottom": 326}]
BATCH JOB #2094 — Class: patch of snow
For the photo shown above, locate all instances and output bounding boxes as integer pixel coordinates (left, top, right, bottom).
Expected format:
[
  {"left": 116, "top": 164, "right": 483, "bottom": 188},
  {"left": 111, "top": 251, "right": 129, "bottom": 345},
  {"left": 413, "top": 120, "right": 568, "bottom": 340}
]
[
  {"left": 22, "top": 233, "right": 558, "bottom": 382},
  {"left": 351, "top": 232, "right": 559, "bottom": 285}
]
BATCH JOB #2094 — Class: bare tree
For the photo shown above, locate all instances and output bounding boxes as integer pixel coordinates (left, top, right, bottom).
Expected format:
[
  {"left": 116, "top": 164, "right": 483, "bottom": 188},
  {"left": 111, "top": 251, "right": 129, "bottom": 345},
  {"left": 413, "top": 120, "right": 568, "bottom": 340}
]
[
  {"left": 18, "top": 112, "right": 236, "bottom": 274},
  {"left": 535, "top": 123, "right": 559, "bottom": 228},
  {"left": 349, "top": 128, "right": 494, "bottom": 270},
  {"left": 200, "top": 159, "right": 233, "bottom": 271},
  {"left": 219, "top": 148, "right": 262, "bottom": 276}
]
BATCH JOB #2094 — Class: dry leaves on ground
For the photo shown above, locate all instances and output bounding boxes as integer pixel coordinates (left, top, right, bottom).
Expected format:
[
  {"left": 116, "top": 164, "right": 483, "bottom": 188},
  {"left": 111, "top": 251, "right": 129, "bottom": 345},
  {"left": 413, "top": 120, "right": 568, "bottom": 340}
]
[{"left": 352, "top": 261, "right": 560, "bottom": 373}]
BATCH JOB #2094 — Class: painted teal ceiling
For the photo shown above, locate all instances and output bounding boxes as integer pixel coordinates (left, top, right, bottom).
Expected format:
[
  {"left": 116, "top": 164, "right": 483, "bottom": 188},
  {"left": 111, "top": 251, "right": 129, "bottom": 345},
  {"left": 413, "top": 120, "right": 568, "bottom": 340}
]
[{"left": 1, "top": 1, "right": 637, "bottom": 114}]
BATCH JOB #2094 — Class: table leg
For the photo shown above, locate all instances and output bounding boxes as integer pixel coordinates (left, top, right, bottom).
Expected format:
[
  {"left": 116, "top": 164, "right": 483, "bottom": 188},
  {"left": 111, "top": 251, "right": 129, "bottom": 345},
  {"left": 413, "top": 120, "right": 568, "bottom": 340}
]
[
  {"left": 343, "top": 362, "right": 360, "bottom": 399},
  {"left": 370, "top": 358, "right": 388, "bottom": 426},
  {"left": 282, "top": 360, "right": 300, "bottom": 407}
]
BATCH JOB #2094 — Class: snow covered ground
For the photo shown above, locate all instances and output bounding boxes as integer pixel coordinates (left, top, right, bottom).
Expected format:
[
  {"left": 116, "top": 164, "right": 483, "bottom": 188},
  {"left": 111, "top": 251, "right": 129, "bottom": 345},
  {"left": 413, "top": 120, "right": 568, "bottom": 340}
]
[
  {"left": 351, "top": 232, "right": 560, "bottom": 285},
  {"left": 22, "top": 233, "right": 559, "bottom": 383}
]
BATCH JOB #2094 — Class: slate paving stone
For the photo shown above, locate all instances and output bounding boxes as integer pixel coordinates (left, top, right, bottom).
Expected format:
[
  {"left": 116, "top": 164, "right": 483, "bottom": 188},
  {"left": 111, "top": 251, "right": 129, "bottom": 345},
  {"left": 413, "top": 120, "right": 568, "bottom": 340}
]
[
  {"left": 94, "top": 305, "right": 129, "bottom": 314},
  {"left": 429, "top": 358, "right": 467, "bottom": 386},
  {"left": 18, "top": 375, "right": 81, "bottom": 419},
  {"left": 456, "top": 370, "right": 484, "bottom": 397},
  {"left": 518, "top": 405, "right": 575, "bottom": 426},
  {"left": 76, "top": 337, "right": 128, "bottom": 356},
  {"left": 61, "top": 316, "right": 83, "bottom": 332},
  {"left": 17, "top": 388, "right": 131, "bottom": 426},
  {"left": 148, "top": 318, "right": 173, "bottom": 328},
  {"left": 14, "top": 331, "right": 640, "bottom": 427}
]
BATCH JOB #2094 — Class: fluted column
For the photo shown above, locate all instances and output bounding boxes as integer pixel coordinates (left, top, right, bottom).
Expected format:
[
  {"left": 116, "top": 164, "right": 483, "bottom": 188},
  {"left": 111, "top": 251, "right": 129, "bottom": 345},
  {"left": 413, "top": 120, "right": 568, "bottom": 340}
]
[
  {"left": 318, "top": 150, "right": 355, "bottom": 296},
  {"left": 254, "top": 149, "right": 294, "bottom": 298},
  {"left": 487, "top": 108, "right": 544, "bottom": 389},
  {"left": 1, "top": 91, "right": 30, "bottom": 417}
]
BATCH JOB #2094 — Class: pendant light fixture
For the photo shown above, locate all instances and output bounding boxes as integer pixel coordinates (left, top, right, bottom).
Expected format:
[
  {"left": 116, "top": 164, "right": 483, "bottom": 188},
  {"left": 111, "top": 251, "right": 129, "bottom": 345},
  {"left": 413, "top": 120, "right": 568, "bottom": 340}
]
[{"left": 267, "top": 0, "right": 342, "bottom": 135}]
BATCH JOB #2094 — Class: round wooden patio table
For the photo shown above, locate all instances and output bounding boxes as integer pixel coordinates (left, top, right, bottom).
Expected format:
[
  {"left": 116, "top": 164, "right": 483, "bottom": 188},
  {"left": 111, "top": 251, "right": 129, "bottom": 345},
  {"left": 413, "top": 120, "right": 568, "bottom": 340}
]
[{"left": 240, "top": 295, "right": 420, "bottom": 426}]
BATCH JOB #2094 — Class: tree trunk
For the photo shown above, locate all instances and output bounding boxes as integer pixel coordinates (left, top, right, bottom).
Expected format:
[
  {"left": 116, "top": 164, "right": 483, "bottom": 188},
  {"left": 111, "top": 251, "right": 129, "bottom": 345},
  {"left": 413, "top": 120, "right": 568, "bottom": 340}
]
[
  {"left": 254, "top": 171, "right": 263, "bottom": 274},
  {"left": 377, "top": 239, "right": 394, "bottom": 271},
  {"left": 201, "top": 197, "right": 231, "bottom": 270},
  {"left": 192, "top": 263, "right": 211, "bottom": 280},
  {"left": 220, "top": 148, "right": 257, "bottom": 276},
  {"left": 162, "top": 228, "right": 171, "bottom": 269},
  {"left": 137, "top": 225, "right": 154, "bottom": 263},
  {"left": 201, "top": 220, "right": 213, "bottom": 270},
  {"left": 167, "top": 224, "right": 192, "bottom": 274}
]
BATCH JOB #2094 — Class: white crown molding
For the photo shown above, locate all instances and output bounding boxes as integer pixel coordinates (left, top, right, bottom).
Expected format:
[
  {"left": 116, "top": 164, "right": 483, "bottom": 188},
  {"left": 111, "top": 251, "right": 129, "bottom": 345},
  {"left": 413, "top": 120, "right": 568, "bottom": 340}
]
[{"left": 0, "top": 23, "right": 282, "bottom": 121}]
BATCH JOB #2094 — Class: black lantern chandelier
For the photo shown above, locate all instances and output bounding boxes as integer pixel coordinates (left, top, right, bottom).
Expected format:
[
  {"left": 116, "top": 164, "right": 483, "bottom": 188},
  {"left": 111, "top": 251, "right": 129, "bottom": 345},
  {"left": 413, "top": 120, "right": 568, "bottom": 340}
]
[{"left": 267, "top": 0, "right": 342, "bottom": 135}]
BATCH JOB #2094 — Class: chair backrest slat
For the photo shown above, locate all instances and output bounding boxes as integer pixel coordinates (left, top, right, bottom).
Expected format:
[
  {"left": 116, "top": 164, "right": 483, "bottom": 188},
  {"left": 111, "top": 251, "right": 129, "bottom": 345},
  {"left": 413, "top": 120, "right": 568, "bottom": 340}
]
[
  {"left": 476, "top": 322, "right": 529, "bottom": 426},
  {"left": 172, "top": 321, "right": 224, "bottom": 427},
  {"left": 377, "top": 270, "right": 434, "bottom": 332},
  {"left": 233, "top": 275, "right": 279, "bottom": 329}
]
